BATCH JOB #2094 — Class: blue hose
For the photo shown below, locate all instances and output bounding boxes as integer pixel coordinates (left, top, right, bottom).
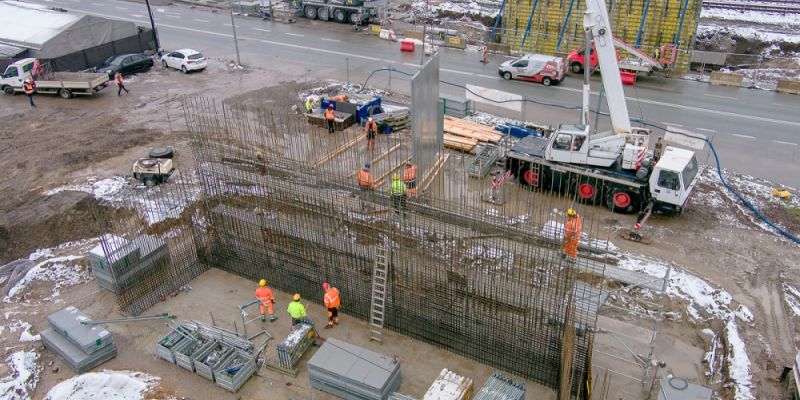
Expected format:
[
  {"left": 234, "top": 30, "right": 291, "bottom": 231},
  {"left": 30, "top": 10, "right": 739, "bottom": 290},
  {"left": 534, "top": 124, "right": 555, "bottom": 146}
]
[{"left": 363, "top": 67, "right": 800, "bottom": 244}]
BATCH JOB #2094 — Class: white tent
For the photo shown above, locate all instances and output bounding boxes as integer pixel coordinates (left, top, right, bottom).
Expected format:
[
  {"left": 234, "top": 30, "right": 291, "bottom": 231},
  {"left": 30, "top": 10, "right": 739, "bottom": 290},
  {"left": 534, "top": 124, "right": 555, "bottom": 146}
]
[{"left": 0, "top": 1, "right": 139, "bottom": 59}]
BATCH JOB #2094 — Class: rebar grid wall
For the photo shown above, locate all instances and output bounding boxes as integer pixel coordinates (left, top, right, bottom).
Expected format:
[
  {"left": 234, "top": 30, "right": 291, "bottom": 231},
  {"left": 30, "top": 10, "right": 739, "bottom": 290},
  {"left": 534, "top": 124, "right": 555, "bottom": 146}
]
[
  {"left": 183, "top": 97, "right": 610, "bottom": 395},
  {"left": 93, "top": 175, "right": 208, "bottom": 315}
]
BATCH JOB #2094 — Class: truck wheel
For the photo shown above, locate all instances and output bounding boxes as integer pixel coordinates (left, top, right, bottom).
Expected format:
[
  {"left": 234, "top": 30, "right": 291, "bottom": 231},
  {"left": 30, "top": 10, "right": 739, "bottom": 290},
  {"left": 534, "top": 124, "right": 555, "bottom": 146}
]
[
  {"left": 576, "top": 179, "right": 600, "bottom": 204},
  {"left": 144, "top": 178, "right": 156, "bottom": 188},
  {"left": 502, "top": 71, "right": 512, "bottom": 80},
  {"left": 149, "top": 146, "right": 174, "bottom": 159},
  {"left": 518, "top": 165, "right": 546, "bottom": 189},
  {"left": 785, "top": 372, "right": 798, "bottom": 400},
  {"left": 304, "top": 6, "right": 317, "bottom": 19},
  {"left": 333, "top": 9, "right": 347, "bottom": 23},
  {"left": 606, "top": 189, "right": 638, "bottom": 213},
  {"left": 59, "top": 89, "right": 72, "bottom": 99},
  {"left": 319, "top": 7, "right": 329, "bottom": 20},
  {"left": 571, "top": 62, "right": 583, "bottom": 74},
  {"left": 2, "top": 86, "right": 14, "bottom": 95},
  {"left": 542, "top": 77, "right": 552, "bottom": 86},
  {"left": 348, "top": 12, "right": 359, "bottom": 24}
]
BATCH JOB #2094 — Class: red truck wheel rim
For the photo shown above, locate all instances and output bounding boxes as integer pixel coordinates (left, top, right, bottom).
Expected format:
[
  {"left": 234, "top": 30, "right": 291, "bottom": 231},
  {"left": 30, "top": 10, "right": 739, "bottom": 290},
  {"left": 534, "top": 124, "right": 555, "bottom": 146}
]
[
  {"left": 578, "top": 183, "right": 596, "bottom": 199},
  {"left": 523, "top": 170, "right": 539, "bottom": 186},
  {"left": 613, "top": 192, "right": 631, "bottom": 208}
]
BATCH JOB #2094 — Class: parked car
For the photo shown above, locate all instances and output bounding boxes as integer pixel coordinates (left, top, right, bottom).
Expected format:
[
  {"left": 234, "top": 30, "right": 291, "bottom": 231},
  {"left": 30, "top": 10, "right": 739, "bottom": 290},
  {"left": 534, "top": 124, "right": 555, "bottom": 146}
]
[
  {"left": 161, "top": 49, "right": 207, "bottom": 74},
  {"left": 498, "top": 54, "right": 566, "bottom": 86},
  {"left": 95, "top": 54, "right": 154, "bottom": 78}
]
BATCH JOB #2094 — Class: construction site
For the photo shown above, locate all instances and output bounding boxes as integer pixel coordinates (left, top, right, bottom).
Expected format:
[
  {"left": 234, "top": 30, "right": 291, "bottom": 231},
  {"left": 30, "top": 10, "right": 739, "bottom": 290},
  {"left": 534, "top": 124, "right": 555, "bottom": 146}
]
[{"left": 1, "top": 0, "right": 800, "bottom": 399}]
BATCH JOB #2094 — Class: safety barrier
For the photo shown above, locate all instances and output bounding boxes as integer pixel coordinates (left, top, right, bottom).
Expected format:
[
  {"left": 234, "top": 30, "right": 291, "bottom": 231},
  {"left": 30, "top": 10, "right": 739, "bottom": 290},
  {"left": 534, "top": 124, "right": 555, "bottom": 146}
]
[
  {"left": 709, "top": 71, "right": 744, "bottom": 87},
  {"left": 403, "top": 30, "right": 424, "bottom": 40},
  {"left": 777, "top": 79, "right": 800, "bottom": 95},
  {"left": 368, "top": 24, "right": 382, "bottom": 35},
  {"left": 443, "top": 36, "right": 467, "bottom": 49},
  {"left": 488, "top": 43, "right": 511, "bottom": 55}
]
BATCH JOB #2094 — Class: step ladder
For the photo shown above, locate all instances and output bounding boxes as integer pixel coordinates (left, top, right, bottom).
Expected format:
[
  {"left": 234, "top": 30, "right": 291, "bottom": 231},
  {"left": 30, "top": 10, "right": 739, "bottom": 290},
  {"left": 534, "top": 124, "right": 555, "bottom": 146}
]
[
  {"left": 369, "top": 243, "right": 389, "bottom": 343},
  {"left": 467, "top": 143, "right": 501, "bottom": 178}
]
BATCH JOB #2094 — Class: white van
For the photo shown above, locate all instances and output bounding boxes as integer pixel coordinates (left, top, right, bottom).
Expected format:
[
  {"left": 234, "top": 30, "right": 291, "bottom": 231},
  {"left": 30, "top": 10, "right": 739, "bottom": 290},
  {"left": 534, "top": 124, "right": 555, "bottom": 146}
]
[{"left": 498, "top": 54, "right": 566, "bottom": 86}]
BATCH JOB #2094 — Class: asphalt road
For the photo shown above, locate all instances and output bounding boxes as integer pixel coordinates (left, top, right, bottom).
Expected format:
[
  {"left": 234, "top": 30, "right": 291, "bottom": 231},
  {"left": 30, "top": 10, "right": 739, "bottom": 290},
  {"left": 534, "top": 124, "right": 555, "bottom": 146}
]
[{"left": 34, "top": 0, "right": 800, "bottom": 186}]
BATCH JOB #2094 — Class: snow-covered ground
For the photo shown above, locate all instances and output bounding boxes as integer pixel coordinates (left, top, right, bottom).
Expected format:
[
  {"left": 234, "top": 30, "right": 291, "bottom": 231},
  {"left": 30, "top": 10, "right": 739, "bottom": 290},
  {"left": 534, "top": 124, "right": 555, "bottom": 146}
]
[
  {"left": 44, "top": 370, "right": 158, "bottom": 400},
  {"left": 0, "top": 350, "right": 40, "bottom": 400}
]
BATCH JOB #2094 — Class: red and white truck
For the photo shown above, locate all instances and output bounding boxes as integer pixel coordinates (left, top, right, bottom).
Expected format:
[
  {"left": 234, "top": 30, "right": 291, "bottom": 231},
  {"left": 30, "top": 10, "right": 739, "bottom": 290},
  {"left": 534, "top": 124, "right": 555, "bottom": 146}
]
[{"left": 498, "top": 54, "right": 566, "bottom": 86}]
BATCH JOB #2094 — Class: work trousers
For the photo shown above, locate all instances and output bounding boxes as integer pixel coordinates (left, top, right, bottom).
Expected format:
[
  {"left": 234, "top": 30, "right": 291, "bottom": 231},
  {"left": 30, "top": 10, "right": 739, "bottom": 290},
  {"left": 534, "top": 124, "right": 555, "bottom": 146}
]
[
  {"left": 27, "top": 94, "right": 35, "bottom": 107},
  {"left": 392, "top": 194, "right": 406, "bottom": 215},
  {"left": 327, "top": 119, "right": 335, "bottom": 133},
  {"left": 117, "top": 84, "right": 128, "bottom": 96}
]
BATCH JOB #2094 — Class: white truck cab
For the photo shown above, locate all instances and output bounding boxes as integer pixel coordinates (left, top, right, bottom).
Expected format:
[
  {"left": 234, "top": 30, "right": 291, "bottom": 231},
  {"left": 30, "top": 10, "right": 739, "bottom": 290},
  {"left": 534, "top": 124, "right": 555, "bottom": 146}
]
[
  {"left": 0, "top": 59, "right": 35, "bottom": 94},
  {"left": 649, "top": 146, "right": 699, "bottom": 210}
]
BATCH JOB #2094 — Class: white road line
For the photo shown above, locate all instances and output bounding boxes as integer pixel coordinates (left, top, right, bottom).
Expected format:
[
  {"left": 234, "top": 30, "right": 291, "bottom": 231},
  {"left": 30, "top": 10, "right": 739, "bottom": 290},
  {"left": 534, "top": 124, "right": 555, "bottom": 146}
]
[
  {"left": 131, "top": 14, "right": 144, "bottom": 17},
  {"left": 442, "top": 68, "right": 472, "bottom": 76},
  {"left": 165, "top": 14, "right": 180, "bottom": 18},
  {"left": 773, "top": 140, "right": 798, "bottom": 146},
  {"left": 403, "top": 62, "right": 421, "bottom": 67},
  {"left": 253, "top": 28, "right": 271, "bottom": 32},
  {"left": 223, "top": 23, "right": 239, "bottom": 27},
  {"left": 91, "top": 2, "right": 102, "bottom": 5},
  {"left": 115, "top": 7, "right": 128, "bottom": 10},
  {"left": 696, "top": 128, "right": 716, "bottom": 133},
  {"left": 662, "top": 122, "right": 682, "bottom": 127},
  {"left": 285, "top": 33, "right": 304, "bottom": 37},
  {"left": 194, "top": 19, "right": 210, "bottom": 22},
  {"left": 703, "top": 93, "right": 737, "bottom": 100},
  {"left": 732, "top": 134, "right": 756, "bottom": 139},
  {"left": 321, "top": 38, "right": 341, "bottom": 42}
]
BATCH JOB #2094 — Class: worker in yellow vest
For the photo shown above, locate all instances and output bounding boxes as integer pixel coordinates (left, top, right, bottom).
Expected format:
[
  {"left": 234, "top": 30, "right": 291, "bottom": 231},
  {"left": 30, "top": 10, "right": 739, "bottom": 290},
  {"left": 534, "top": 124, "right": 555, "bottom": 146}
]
[{"left": 402, "top": 162, "right": 417, "bottom": 196}]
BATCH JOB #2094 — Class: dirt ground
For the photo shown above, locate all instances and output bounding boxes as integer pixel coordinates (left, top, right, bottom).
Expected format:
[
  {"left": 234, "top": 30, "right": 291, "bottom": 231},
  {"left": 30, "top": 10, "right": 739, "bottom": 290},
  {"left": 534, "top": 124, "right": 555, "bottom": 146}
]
[{"left": 1, "top": 55, "right": 800, "bottom": 400}]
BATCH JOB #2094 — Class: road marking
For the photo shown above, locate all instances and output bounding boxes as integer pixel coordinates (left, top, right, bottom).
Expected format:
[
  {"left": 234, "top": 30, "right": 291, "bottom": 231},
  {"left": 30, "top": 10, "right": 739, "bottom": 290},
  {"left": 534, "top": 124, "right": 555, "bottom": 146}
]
[
  {"left": 703, "top": 93, "right": 737, "bottom": 100},
  {"left": 402, "top": 62, "right": 421, "bottom": 67},
  {"left": 165, "top": 14, "right": 180, "bottom": 18},
  {"left": 732, "top": 134, "right": 756, "bottom": 139},
  {"left": 223, "top": 23, "right": 239, "bottom": 27},
  {"left": 774, "top": 140, "right": 798, "bottom": 146},
  {"left": 253, "top": 28, "right": 271, "bottom": 32},
  {"left": 662, "top": 122, "right": 682, "bottom": 127},
  {"left": 91, "top": 2, "right": 102, "bottom": 5},
  {"left": 321, "top": 38, "right": 340, "bottom": 42},
  {"left": 194, "top": 19, "right": 210, "bottom": 22},
  {"left": 131, "top": 14, "right": 144, "bottom": 17},
  {"left": 115, "top": 7, "right": 128, "bottom": 10},
  {"left": 442, "top": 68, "right": 472, "bottom": 76},
  {"left": 696, "top": 128, "right": 716, "bottom": 133},
  {"left": 285, "top": 33, "right": 304, "bottom": 37}
]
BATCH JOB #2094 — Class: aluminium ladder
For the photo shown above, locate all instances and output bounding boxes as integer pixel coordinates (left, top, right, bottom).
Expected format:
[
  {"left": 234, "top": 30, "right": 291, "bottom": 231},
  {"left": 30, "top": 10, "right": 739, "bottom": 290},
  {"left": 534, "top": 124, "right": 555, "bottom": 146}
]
[{"left": 369, "top": 243, "right": 389, "bottom": 343}]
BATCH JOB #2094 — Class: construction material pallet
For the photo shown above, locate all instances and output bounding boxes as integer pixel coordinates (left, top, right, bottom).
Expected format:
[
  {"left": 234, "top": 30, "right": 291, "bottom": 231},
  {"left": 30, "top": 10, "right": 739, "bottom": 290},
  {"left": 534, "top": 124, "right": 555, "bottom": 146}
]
[
  {"left": 276, "top": 321, "right": 315, "bottom": 370},
  {"left": 468, "top": 144, "right": 501, "bottom": 178},
  {"left": 195, "top": 340, "right": 235, "bottom": 382},
  {"left": 308, "top": 338, "right": 401, "bottom": 400},
  {"left": 41, "top": 328, "right": 118, "bottom": 373},
  {"left": 473, "top": 371, "right": 526, "bottom": 400},
  {"left": 155, "top": 329, "right": 188, "bottom": 364},
  {"left": 175, "top": 334, "right": 213, "bottom": 372},
  {"left": 306, "top": 111, "right": 354, "bottom": 131},
  {"left": 215, "top": 347, "right": 257, "bottom": 392}
]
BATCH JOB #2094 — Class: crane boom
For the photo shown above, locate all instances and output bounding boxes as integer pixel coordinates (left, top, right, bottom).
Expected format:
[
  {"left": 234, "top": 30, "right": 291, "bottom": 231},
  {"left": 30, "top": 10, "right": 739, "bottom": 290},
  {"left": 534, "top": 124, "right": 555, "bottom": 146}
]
[{"left": 582, "top": 0, "right": 631, "bottom": 135}]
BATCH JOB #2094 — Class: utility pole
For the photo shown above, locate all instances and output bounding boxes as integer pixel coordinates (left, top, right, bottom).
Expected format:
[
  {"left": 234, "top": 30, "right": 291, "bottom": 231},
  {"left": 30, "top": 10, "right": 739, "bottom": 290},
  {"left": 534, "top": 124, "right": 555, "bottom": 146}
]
[
  {"left": 229, "top": 0, "right": 242, "bottom": 66},
  {"left": 144, "top": 0, "right": 160, "bottom": 53}
]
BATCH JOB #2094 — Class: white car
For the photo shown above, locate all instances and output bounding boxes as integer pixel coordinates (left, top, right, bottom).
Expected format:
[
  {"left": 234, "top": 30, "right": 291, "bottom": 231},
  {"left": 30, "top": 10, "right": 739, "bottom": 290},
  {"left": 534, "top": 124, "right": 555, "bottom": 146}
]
[{"left": 161, "top": 49, "right": 207, "bottom": 73}]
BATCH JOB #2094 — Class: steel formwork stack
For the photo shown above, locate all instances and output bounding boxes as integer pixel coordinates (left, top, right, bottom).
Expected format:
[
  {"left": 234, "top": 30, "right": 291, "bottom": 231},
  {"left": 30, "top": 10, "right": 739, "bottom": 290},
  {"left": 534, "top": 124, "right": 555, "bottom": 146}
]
[
  {"left": 180, "top": 97, "right": 610, "bottom": 397},
  {"left": 500, "top": 0, "right": 701, "bottom": 70}
]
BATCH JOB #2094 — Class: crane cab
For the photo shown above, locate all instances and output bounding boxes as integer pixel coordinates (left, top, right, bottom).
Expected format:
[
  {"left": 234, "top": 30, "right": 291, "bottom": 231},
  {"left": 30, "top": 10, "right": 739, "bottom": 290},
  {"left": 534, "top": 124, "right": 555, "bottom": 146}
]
[{"left": 649, "top": 147, "right": 699, "bottom": 212}]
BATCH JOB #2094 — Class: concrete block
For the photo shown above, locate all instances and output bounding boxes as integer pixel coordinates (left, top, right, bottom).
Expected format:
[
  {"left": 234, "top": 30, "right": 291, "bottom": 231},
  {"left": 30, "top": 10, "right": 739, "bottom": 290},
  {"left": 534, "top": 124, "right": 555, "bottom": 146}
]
[
  {"left": 369, "top": 24, "right": 382, "bottom": 35},
  {"left": 488, "top": 43, "right": 510, "bottom": 55},
  {"left": 709, "top": 71, "right": 743, "bottom": 87},
  {"left": 443, "top": 36, "right": 466, "bottom": 50},
  {"left": 777, "top": 79, "right": 800, "bottom": 95},
  {"left": 404, "top": 30, "right": 424, "bottom": 40}
]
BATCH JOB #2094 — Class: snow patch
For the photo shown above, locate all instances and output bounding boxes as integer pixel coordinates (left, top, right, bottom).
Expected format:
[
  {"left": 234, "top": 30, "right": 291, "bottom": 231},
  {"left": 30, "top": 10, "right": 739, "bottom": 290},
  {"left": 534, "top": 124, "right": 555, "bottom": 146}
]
[
  {"left": 45, "top": 177, "right": 127, "bottom": 202},
  {"left": 8, "top": 321, "right": 40, "bottom": 342},
  {"left": 0, "top": 350, "right": 40, "bottom": 400},
  {"left": 44, "top": 370, "right": 159, "bottom": 400},
  {"left": 783, "top": 283, "right": 800, "bottom": 317},
  {"left": 701, "top": 8, "right": 800, "bottom": 26}
]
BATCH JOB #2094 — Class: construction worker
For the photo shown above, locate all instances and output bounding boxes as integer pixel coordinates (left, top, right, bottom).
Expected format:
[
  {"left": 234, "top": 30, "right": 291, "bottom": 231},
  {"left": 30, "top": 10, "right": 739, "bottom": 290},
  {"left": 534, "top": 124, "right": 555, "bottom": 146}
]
[
  {"left": 287, "top": 293, "right": 306, "bottom": 328},
  {"left": 481, "top": 45, "right": 489, "bottom": 64},
  {"left": 653, "top": 46, "right": 662, "bottom": 62},
  {"left": 358, "top": 163, "right": 374, "bottom": 190},
  {"left": 114, "top": 71, "right": 128, "bottom": 96},
  {"left": 402, "top": 162, "right": 417, "bottom": 196},
  {"left": 23, "top": 78, "right": 36, "bottom": 107},
  {"left": 255, "top": 279, "right": 277, "bottom": 322},
  {"left": 325, "top": 104, "right": 336, "bottom": 134},
  {"left": 653, "top": 137, "right": 664, "bottom": 162},
  {"left": 322, "top": 282, "right": 341, "bottom": 328},
  {"left": 562, "top": 208, "right": 582, "bottom": 260},
  {"left": 305, "top": 96, "right": 314, "bottom": 113},
  {"left": 365, "top": 117, "right": 378, "bottom": 151},
  {"left": 390, "top": 174, "right": 407, "bottom": 216}
]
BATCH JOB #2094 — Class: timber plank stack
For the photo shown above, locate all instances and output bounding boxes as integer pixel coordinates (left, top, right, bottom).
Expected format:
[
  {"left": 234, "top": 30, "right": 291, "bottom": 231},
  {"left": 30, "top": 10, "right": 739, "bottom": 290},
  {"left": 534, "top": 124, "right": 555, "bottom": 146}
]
[{"left": 443, "top": 116, "right": 505, "bottom": 152}]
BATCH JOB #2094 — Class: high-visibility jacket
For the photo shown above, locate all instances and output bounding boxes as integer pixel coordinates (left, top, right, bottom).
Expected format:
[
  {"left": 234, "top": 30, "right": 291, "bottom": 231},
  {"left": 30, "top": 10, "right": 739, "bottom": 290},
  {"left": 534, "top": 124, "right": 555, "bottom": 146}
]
[
  {"left": 324, "top": 287, "right": 341, "bottom": 309},
  {"left": 390, "top": 179, "right": 407, "bottom": 196},
  {"left": 562, "top": 215, "right": 582, "bottom": 257},
  {"left": 325, "top": 109, "right": 335, "bottom": 121},
  {"left": 23, "top": 81, "right": 35, "bottom": 95},
  {"left": 403, "top": 165, "right": 417, "bottom": 182},
  {"left": 358, "top": 170, "right": 373, "bottom": 188},
  {"left": 287, "top": 301, "right": 306, "bottom": 319},
  {"left": 255, "top": 286, "right": 274, "bottom": 304},
  {"left": 305, "top": 98, "right": 313, "bottom": 111},
  {"left": 114, "top": 72, "right": 123, "bottom": 85},
  {"left": 364, "top": 121, "right": 378, "bottom": 135}
]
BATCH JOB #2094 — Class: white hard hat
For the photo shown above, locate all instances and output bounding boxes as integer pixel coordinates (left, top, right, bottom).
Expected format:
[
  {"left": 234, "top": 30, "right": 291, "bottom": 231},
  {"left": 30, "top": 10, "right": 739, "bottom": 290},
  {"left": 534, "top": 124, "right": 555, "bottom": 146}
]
[{"left": 368, "top": 117, "right": 373, "bottom": 122}]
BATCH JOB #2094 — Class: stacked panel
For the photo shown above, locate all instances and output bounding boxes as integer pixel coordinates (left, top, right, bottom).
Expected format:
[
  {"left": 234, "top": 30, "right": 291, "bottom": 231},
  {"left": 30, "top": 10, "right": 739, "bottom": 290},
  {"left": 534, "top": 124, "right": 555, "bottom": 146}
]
[
  {"left": 41, "top": 306, "right": 117, "bottom": 373},
  {"left": 308, "top": 338, "right": 401, "bottom": 400}
]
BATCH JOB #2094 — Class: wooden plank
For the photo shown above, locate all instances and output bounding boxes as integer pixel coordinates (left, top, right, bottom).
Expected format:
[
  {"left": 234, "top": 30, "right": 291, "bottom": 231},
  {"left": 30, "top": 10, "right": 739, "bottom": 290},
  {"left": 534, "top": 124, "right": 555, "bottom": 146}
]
[
  {"left": 420, "top": 154, "right": 449, "bottom": 194},
  {"left": 313, "top": 134, "right": 362, "bottom": 168},
  {"left": 374, "top": 157, "right": 412, "bottom": 187},
  {"left": 346, "top": 143, "right": 402, "bottom": 178}
]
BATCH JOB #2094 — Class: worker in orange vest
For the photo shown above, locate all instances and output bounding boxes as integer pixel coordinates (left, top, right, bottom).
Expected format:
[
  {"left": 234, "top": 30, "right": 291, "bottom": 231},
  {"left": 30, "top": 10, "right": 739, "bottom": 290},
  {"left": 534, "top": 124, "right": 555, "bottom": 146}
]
[
  {"left": 255, "top": 279, "right": 277, "bottom": 322},
  {"left": 364, "top": 117, "right": 378, "bottom": 151},
  {"left": 325, "top": 104, "right": 336, "bottom": 134},
  {"left": 23, "top": 78, "right": 36, "bottom": 107},
  {"left": 322, "top": 282, "right": 341, "bottom": 328},
  {"left": 114, "top": 71, "right": 128, "bottom": 96},
  {"left": 481, "top": 45, "right": 489, "bottom": 64},
  {"left": 402, "top": 162, "right": 417, "bottom": 196},
  {"left": 562, "top": 208, "right": 582, "bottom": 260},
  {"left": 358, "top": 163, "right": 374, "bottom": 190}
]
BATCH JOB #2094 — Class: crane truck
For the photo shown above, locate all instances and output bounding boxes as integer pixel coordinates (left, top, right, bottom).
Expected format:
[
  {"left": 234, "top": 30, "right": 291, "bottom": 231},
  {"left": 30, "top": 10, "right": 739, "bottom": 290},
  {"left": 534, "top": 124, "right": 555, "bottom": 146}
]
[
  {"left": 505, "top": 0, "right": 699, "bottom": 216},
  {"left": 291, "top": 0, "right": 378, "bottom": 24}
]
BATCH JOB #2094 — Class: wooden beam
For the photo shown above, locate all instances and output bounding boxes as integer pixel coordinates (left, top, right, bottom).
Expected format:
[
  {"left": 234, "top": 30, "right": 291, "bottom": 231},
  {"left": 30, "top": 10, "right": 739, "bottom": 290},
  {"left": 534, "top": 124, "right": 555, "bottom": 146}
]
[
  {"left": 346, "top": 143, "right": 402, "bottom": 178},
  {"left": 313, "top": 134, "right": 362, "bottom": 168},
  {"left": 419, "top": 154, "right": 450, "bottom": 194},
  {"left": 375, "top": 157, "right": 412, "bottom": 187}
]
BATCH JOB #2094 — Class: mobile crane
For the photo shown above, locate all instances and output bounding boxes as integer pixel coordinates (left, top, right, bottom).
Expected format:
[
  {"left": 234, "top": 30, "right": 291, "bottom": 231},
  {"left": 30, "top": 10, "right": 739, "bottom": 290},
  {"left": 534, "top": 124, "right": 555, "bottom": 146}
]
[{"left": 505, "top": 0, "right": 699, "bottom": 216}]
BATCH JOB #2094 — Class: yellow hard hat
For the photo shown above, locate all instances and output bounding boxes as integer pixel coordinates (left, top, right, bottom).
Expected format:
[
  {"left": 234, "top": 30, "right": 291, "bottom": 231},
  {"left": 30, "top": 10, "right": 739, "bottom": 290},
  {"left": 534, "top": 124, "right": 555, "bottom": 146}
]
[
  {"left": 259, "top": 279, "right": 266, "bottom": 287},
  {"left": 566, "top": 208, "right": 577, "bottom": 217},
  {"left": 293, "top": 293, "right": 301, "bottom": 301},
  {"left": 392, "top": 174, "right": 399, "bottom": 181}
]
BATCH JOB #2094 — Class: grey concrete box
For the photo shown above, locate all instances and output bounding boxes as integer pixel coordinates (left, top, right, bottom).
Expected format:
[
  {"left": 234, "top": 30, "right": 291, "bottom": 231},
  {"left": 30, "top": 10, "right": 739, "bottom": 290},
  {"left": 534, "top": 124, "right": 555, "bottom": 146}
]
[{"left": 47, "top": 306, "right": 114, "bottom": 354}]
